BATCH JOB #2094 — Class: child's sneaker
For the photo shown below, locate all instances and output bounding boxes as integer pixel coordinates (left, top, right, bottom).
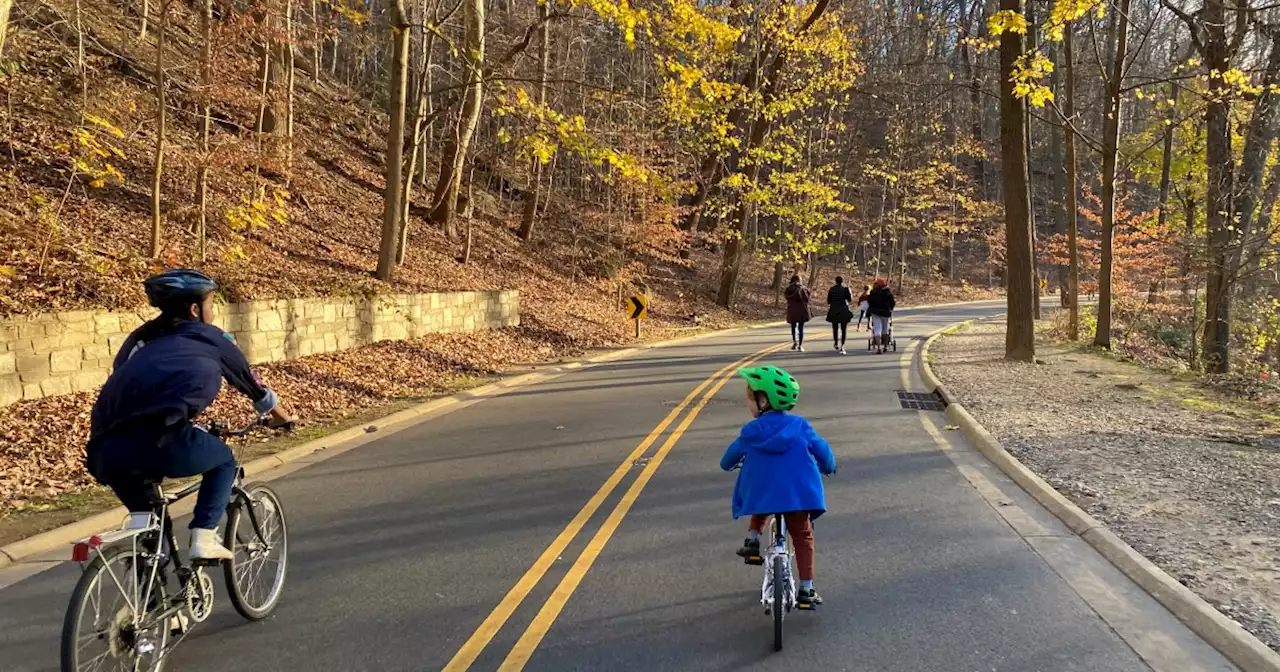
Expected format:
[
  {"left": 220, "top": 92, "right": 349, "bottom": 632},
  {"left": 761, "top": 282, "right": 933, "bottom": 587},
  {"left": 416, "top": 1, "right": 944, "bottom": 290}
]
[
  {"left": 736, "top": 537, "right": 761, "bottom": 560},
  {"left": 797, "top": 587, "right": 823, "bottom": 608}
]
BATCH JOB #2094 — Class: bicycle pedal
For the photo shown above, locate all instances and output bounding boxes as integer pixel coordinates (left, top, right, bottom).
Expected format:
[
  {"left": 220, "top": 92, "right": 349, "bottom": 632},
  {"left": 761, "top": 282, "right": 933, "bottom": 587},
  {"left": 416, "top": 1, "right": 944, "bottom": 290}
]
[
  {"left": 190, "top": 558, "right": 224, "bottom": 567},
  {"left": 796, "top": 602, "right": 816, "bottom": 610},
  {"left": 744, "top": 556, "right": 764, "bottom": 566}
]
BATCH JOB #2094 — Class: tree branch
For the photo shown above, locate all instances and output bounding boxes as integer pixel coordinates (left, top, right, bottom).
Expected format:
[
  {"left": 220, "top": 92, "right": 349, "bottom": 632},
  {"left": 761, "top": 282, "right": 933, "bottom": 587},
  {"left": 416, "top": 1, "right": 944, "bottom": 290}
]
[
  {"left": 1161, "top": 0, "right": 1205, "bottom": 53},
  {"left": 492, "top": 9, "right": 573, "bottom": 70},
  {"left": 1228, "top": 0, "right": 1252, "bottom": 57}
]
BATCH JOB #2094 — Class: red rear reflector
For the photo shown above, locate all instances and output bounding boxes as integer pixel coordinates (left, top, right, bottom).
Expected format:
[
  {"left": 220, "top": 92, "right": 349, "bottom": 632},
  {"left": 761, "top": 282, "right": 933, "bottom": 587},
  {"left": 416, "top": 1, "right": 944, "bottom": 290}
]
[{"left": 71, "top": 535, "right": 103, "bottom": 562}]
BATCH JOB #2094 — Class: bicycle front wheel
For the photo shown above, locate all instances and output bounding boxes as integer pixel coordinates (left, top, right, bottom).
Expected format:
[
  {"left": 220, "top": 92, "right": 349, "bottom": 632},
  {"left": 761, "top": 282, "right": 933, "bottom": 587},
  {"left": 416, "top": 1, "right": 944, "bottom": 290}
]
[
  {"left": 772, "top": 555, "right": 785, "bottom": 651},
  {"left": 61, "top": 546, "right": 169, "bottom": 672},
  {"left": 223, "top": 483, "right": 288, "bottom": 620}
]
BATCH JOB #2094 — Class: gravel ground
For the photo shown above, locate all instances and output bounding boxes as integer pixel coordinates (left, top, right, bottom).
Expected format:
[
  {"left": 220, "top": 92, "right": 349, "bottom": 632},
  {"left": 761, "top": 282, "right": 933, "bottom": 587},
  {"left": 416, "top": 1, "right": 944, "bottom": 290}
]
[{"left": 932, "top": 318, "right": 1280, "bottom": 653}]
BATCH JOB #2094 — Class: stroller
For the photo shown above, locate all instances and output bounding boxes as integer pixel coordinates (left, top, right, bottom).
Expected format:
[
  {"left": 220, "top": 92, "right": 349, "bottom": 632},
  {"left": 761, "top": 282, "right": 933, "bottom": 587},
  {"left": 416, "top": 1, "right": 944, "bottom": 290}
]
[{"left": 867, "top": 317, "right": 897, "bottom": 352}]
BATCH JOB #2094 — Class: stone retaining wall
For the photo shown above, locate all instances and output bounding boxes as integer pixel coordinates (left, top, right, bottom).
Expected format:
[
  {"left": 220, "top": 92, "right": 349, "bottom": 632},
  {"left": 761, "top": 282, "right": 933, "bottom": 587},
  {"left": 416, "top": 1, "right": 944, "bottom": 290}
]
[{"left": 0, "top": 290, "right": 519, "bottom": 407}]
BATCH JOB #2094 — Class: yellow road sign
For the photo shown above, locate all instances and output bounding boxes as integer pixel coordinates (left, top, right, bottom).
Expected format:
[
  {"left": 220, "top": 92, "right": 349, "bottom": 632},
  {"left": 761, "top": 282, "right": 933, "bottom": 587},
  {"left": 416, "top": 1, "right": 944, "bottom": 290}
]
[{"left": 628, "top": 295, "right": 647, "bottom": 320}]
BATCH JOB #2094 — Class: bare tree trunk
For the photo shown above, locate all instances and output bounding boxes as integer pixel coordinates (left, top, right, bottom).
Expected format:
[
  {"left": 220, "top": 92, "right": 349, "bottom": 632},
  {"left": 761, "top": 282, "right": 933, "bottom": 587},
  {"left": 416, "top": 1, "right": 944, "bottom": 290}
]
[
  {"left": 957, "top": 0, "right": 987, "bottom": 197},
  {"left": 311, "top": 0, "right": 321, "bottom": 83},
  {"left": 461, "top": 171, "right": 475, "bottom": 264},
  {"left": 140, "top": 0, "right": 149, "bottom": 41},
  {"left": 1156, "top": 82, "right": 1176, "bottom": 233},
  {"left": 1181, "top": 193, "right": 1196, "bottom": 299},
  {"left": 195, "top": 0, "right": 213, "bottom": 262},
  {"left": 0, "top": 0, "right": 13, "bottom": 58},
  {"left": 150, "top": 0, "right": 170, "bottom": 259},
  {"left": 375, "top": 0, "right": 411, "bottom": 281},
  {"left": 1048, "top": 39, "right": 1065, "bottom": 292},
  {"left": 286, "top": 0, "right": 296, "bottom": 178},
  {"left": 429, "top": 0, "right": 485, "bottom": 240},
  {"left": 75, "top": 0, "right": 87, "bottom": 111},
  {"left": 999, "top": 0, "right": 1034, "bottom": 361},
  {"left": 1093, "top": 0, "right": 1130, "bottom": 349},
  {"left": 873, "top": 177, "right": 888, "bottom": 279},
  {"left": 1201, "top": 0, "right": 1235, "bottom": 373},
  {"left": 1064, "top": 21, "right": 1080, "bottom": 340},
  {"left": 518, "top": 0, "right": 550, "bottom": 242},
  {"left": 1026, "top": 0, "right": 1041, "bottom": 321},
  {"left": 397, "top": 0, "right": 438, "bottom": 264}
]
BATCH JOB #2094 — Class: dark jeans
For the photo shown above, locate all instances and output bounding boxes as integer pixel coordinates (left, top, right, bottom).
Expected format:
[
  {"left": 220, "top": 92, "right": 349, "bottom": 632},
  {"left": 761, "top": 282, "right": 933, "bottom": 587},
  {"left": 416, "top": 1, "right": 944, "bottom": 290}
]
[
  {"left": 790, "top": 322, "right": 805, "bottom": 344},
  {"left": 97, "top": 425, "right": 237, "bottom": 530},
  {"left": 831, "top": 321, "right": 848, "bottom": 345}
]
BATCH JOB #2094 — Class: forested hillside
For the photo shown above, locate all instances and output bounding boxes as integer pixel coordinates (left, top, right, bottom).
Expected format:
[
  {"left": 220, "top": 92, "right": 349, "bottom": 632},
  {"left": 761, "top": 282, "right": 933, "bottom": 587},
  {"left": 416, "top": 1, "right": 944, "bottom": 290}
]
[{"left": 2, "top": 0, "right": 1279, "bottom": 375}]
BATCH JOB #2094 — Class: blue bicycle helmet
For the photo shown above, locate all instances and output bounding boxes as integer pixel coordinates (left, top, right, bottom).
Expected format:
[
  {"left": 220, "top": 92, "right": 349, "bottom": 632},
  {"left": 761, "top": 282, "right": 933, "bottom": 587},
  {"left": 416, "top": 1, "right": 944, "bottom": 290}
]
[{"left": 144, "top": 269, "right": 218, "bottom": 309}]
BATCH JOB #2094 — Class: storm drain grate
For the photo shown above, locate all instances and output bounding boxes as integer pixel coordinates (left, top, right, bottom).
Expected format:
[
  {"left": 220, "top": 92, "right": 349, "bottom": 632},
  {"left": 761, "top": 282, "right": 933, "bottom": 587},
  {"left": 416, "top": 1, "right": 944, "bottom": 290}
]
[{"left": 896, "top": 390, "right": 947, "bottom": 412}]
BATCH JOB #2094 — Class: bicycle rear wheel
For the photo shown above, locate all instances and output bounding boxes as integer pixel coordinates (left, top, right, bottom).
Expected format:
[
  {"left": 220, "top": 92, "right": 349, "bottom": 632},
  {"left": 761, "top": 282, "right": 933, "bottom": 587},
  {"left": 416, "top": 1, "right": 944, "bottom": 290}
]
[
  {"left": 223, "top": 483, "right": 288, "bottom": 620},
  {"left": 61, "top": 546, "right": 169, "bottom": 672}
]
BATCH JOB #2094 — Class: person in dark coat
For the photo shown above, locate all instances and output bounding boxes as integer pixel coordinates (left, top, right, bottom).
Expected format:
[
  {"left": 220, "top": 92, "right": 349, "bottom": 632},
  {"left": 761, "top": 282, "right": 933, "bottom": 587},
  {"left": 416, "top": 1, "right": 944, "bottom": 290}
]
[
  {"left": 867, "top": 278, "right": 896, "bottom": 354},
  {"left": 784, "top": 275, "right": 811, "bottom": 351},
  {"left": 825, "top": 277, "right": 854, "bottom": 354}
]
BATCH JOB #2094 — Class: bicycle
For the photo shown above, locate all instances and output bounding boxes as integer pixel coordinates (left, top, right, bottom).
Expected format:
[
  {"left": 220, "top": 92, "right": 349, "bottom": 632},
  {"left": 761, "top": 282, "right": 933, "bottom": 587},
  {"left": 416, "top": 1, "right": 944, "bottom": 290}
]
[
  {"left": 742, "top": 513, "right": 815, "bottom": 652},
  {"left": 60, "top": 416, "right": 291, "bottom": 672}
]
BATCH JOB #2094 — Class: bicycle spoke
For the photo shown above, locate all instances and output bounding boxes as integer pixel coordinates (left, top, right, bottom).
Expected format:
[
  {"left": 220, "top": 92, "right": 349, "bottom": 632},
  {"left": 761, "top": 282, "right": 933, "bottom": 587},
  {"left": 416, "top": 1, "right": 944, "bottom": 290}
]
[{"left": 81, "top": 648, "right": 111, "bottom": 672}]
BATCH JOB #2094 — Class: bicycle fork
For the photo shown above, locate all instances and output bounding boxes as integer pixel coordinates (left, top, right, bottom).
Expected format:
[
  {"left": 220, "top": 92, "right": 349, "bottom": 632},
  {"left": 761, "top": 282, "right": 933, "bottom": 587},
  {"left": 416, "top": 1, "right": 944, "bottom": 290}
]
[{"left": 760, "top": 517, "right": 795, "bottom": 614}]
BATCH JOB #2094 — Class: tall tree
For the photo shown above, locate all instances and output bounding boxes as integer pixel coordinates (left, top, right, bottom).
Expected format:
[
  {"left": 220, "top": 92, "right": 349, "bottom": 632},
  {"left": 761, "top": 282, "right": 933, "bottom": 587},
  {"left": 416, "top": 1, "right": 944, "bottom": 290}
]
[
  {"left": 195, "top": 0, "right": 214, "bottom": 261},
  {"left": 0, "top": 0, "right": 12, "bottom": 58},
  {"left": 998, "top": 0, "right": 1035, "bottom": 361},
  {"left": 150, "top": 0, "right": 172, "bottom": 258},
  {"left": 1093, "top": 0, "right": 1132, "bottom": 348},
  {"left": 1163, "top": 0, "right": 1252, "bottom": 372},
  {"left": 429, "top": 0, "right": 486, "bottom": 239},
  {"left": 518, "top": 0, "right": 551, "bottom": 242},
  {"left": 376, "top": 0, "right": 412, "bottom": 281},
  {"left": 1063, "top": 18, "right": 1080, "bottom": 340}
]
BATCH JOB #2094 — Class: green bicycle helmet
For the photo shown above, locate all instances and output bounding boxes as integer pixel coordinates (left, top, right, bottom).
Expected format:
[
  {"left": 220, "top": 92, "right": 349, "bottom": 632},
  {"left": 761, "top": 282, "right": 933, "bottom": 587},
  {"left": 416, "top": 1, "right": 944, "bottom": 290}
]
[{"left": 738, "top": 365, "right": 800, "bottom": 412}]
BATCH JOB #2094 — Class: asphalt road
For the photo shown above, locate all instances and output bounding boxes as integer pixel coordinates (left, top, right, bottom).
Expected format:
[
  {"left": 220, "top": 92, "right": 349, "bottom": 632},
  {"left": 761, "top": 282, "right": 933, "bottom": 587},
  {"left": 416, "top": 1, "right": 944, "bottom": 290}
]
[{"left": 0, "top": 300, "right": 1238, "bottom": 672}]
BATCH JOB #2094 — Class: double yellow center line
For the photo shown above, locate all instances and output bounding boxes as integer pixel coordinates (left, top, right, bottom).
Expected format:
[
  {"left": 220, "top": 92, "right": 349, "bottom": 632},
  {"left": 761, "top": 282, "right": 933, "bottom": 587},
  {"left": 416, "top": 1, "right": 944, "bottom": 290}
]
[{"left": 442, "top": 341, "right": 786, "bottom": 671}]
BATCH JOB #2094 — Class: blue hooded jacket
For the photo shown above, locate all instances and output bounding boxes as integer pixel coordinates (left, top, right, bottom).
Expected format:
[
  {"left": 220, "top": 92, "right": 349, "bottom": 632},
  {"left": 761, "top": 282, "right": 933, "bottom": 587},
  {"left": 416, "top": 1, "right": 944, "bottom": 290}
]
[{"left": 720, "top": 411, "right": 836, "bottom": 519}]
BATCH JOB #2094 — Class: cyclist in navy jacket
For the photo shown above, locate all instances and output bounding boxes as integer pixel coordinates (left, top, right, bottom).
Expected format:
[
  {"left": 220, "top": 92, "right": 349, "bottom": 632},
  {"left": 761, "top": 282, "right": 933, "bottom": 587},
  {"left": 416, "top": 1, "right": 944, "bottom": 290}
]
[{"left": 87, "top": 269, "right": 293, "bottom": 561}]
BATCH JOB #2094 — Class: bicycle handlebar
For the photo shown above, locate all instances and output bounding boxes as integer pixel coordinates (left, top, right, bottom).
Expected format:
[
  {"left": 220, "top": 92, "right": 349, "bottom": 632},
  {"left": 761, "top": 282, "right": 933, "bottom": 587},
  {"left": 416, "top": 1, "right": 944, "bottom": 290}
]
[{"left": 206, "top": 414, "right": 295, "bottom": 439}]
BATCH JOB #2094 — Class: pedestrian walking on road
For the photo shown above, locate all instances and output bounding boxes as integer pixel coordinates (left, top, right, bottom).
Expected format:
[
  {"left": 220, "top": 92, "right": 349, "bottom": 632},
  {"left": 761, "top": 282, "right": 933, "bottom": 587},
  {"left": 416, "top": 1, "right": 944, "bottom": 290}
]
[
  {"left": 867, "top": 279, "right": 896, "bottom": 354},
  {"left": 825, "top": 277, "right": 854, "bottom": 355},
  {"left": 784, "top": 275, "right": 812, "bottom": 352},
  {"left": 855, "top": 284, "right": 871, "bottom": 331}
]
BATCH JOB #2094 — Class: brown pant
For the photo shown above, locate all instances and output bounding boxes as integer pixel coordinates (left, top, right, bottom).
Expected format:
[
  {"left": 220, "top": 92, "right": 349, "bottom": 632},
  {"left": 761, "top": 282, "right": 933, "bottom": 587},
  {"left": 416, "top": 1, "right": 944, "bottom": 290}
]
[{"left": 749, "top": 512, "right": 815, "bottom": 580}]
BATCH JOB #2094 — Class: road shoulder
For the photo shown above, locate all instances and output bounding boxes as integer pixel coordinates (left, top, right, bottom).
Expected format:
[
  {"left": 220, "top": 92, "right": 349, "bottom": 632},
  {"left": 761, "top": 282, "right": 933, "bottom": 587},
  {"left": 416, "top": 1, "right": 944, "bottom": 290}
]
[{"left": 923, "top": 317, "right": 1280, "bottom": 672}]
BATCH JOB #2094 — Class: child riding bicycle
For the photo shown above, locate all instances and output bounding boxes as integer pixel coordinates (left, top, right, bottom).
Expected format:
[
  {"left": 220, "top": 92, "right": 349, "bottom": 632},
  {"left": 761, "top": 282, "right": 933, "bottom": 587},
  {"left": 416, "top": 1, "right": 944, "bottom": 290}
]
[{"left": 720, "top": 365, "right": 836, "bottom": 607}]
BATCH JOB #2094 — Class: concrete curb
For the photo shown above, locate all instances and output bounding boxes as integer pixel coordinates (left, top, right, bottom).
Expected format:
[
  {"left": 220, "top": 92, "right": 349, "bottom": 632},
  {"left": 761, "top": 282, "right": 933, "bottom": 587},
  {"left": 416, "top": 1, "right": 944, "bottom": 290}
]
[
  {"left": 919, "top": 322, "right": 1280, "bottom": 672},
  {"left": 0, "top": 319, "right": 777, "bottom": 572}
]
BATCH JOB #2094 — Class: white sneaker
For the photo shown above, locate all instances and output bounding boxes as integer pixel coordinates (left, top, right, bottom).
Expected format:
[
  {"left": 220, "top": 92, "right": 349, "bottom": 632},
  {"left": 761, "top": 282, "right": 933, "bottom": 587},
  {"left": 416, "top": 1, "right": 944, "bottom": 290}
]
[
  {"left": 840, "top": 347, "right": 847, "bottom": 355},
  {"left": 798, "top": 345, "right": 805, "bottom": 352},
  {"left": 189, "top": 528, "right": 233, "bottom": 562},
  {"left": 169, "top": 611, "right": 190, "bottom": 635}
]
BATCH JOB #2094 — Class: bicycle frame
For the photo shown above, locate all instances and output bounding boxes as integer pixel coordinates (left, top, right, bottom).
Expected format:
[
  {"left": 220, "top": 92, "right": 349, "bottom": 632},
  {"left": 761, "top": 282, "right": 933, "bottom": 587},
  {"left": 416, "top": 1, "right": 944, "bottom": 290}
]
[{"left": 67, "top": 417, "right": 275, "bottom": 654}]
